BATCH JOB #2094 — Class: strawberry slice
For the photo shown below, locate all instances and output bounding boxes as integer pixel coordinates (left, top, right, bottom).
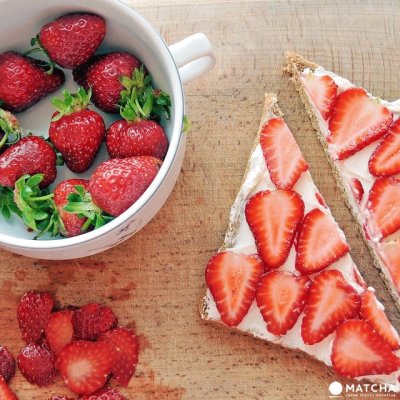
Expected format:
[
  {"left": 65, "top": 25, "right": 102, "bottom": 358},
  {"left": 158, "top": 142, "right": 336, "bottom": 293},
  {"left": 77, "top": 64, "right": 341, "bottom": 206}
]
[
  {"left": 45, "top": 310, "right": 74, "bottom": 353},
  {"left": 328, "top": 88, "right": 393, "bottom": 160},
  {"left": 205, "top": 252, "right": 264, "bottom": 326},
  {"left": 245, "top": 189, "right": 304, "bottom": 269},
  {"left": 331, "top": 320, "right": 400, "bottom": 378},
  {"left": 256, "top": 271, "right": 311, "bottom": 335},
  {"left": 296, "top": 209, "right": 349, "bottom": 274},
  {"left": 301, "top": 270, "right": 361, "bottom": 345},
  {"left": 369, "top": 119, "right": 400, "bottom": 177},
  {"left": 352, "top": 267, "right": 367, "bottom": 290},
  {"left": 0, "top": 376, "right": 18, "bottom": 400},
  {"left": 366, "top": 177, "right": 400, "bottom": 239},
  {"left": 56, "top": 340, "right": 116, "bottom": 395},
  {"left": 314, "top": 192, "right": 327, "bottom": 208},
  {"left": 379, "top": 240, "right": 400, "bottom": 293},
  {"left": 301, "top": 73, "right": 338, "bottom": 120},
  {"left": 360, "top": 289, "right": 400, "bottom": 350},
  {"left": 350, "top": 178, "right": 364, "bottom": 204},
  {"left": 260, "top": 118, "right": 308, "bottom": 189}
]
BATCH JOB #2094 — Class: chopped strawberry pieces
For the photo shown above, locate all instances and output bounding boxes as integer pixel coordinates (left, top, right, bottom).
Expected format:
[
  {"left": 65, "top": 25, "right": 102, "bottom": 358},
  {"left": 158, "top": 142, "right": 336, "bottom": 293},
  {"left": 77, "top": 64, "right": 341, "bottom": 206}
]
[
  {"left": 0, "top": 346, "right": 15, "bottom": 382},
  {"left": 245, "top": 189, "right": 304, "bottom": 269},
  {"left": 260, "top": 118, "right": 308, "bottom": 190},
  {"left": 256, "top": 271, "right": 311, "bottom": 335},
  {"left": 205, "top": 252, "right": 264, "bottom": 326},
  {"left": 0, "top": 376, "right": 18, "bottom": 400},
  {"left": 45, "top": 310, "right": 74, "bottom": 353},
  {"left": 301, "top": 73, "right": 338, "bottom": 120},
  {"left": 328, "top": 88, "right": 393, "bottom": 160},
  {"left": 332, "top": 320, "right": 400, "bottom": 378},
  {"left": 350, "top": 178, "right": 364, "bottom": 204},
  {"left": 296, "top": 209, "right": 349, "bottom": 274},
  {"left": 369, "top": 119, "right": 400, "bottom": 177},
  {"left": 301, "top": 270, "right": 360, "bottom": 345}
]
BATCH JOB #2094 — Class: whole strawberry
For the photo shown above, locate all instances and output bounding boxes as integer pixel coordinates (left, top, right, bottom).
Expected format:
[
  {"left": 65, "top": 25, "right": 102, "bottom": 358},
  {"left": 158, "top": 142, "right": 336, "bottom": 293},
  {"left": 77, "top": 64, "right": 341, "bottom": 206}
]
[
  {"left": 33, "top": 13, "right": 106, "bottom": 69},
  {"left": 88, "top": 156, "right": 162, "bottom": 217},
  {"left": 0, "top": 136, "right": 57, "bottom": 188},
  {"left": 49, "top": 88, "right": 105, "bottom": 173},
  {"left": 0, "top": 109, "right": 21, "bottom": 155},
  {"left": 0, "top": 51, "right": 64, "bottom": 112},
  {"left": 73, "top": 51, "right": 142, "bottom": 113}
]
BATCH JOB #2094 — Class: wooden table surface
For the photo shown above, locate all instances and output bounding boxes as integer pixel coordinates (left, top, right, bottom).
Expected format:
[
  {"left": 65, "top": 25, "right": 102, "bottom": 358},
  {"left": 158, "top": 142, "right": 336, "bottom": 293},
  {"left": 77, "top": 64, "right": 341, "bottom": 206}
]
[{"left": 1, "top": 0, "right": 400, "bottom": 399}]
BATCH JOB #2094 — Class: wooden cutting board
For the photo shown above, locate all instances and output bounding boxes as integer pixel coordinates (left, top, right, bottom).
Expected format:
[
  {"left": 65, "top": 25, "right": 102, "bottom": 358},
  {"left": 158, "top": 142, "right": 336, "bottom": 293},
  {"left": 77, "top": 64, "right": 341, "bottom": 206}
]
[{"left": 1, "top": 0, "right": 400, "bottom": 399}]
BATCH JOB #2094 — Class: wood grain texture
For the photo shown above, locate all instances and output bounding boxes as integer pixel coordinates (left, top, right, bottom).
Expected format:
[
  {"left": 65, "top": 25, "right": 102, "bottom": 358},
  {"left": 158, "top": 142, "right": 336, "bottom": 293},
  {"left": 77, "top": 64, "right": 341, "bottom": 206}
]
[{"left": 1, "top": 0, "right": 400, "bottom": 399}]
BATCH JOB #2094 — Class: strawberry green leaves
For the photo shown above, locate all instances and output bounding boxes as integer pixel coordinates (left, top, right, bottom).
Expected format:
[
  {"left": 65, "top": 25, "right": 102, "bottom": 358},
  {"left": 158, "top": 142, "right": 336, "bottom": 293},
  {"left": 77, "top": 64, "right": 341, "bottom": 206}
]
[
  {"left": 0, "top": 186, "right": 21, "bottom": 220},
  {"left": 0, "top": 108, "right": 22, "bottom": 151},
  {"left": 51, "top": 87, "right": 92, "bottom": 122}
]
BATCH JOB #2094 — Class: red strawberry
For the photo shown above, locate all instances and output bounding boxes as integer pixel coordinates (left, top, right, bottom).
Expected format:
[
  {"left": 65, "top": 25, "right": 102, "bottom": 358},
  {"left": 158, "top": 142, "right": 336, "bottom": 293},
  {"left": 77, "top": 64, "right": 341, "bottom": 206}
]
[
  {"left": 350, "top": 178, "right": 364, "bottom": 204},
  {"left": 54, "top": 179, "right": 90, "bottom": 237},
  {"left": 99, "top": 327, "right": 138, "bottom": 386},
  {"left": 296, "top": 209, "right": 349, "bottom": 274},
  {"left": 360, "top": 289, "right": 400, "bottom": 350},
  {"left": 0, "top": 136, "right": 57, "bottom": 189},
  {"left": 89, "top": 156, "right": 162, "bottom": 217},
  {"left": 314, "top": 191, "right": 327, "bottom": 208},
  {"left": 56, "top": 340, "right": 116, "bottom": 395},
  {"left": 256, "top": 271, "right": 311, "bottom": 336},
  {"left": 331, "top": 319, "right": 400, "bottom": 378},
  {"left": 328, "top": 88, "right": 393, "bottom": 160},
  {"left": 0, "top": 376, "right": 18, "bottom": 400},
  {"left": 17, "top": 291, "right": 54, "bottom": 343},
  {"left": 0, "top": 346, "right": 15, "bottom": 382},
  {"left": 352, "top": 267, "right": 367, "bottom": 290},
  {"left": 366, "top": 177, "right": 400, "bottom": 239},
  {"left": 378, "top": 240, "right": 400, "bottom": 293},
  {"left": 45, "top": 310, "right": 74, "bottom": 353},
  {"left": 0, "top": 51, "right": 64, "bottom": 112},
  {"left": 49, "top": 88, "right": 106, "bottom": 173},
  {"left": 301, "top": 270, "right": 361, "bottom": 345},
  {"left": 205, "top": 252, "right": 264, "bottom": 326},
  {"left": 80, "top": 387, "right": 127, "bottom": 400},
  {"left": 37, "top": 13, "right": 106, "bottom": 69},
  {"left": 49, "top": 397, "right": 74, "bottom": 400},
  {"left": 17, "top": 342, "right": 56, "bottom": 386},
  {"left": 369, "top": 119, "right": 400, "bottom": 177},
  {"left": 73, "top": 303, "right": 118, "bottom": 341},
  {"left": 73, "top": 52, "right": 142, "bottom": 113},
  {"left": 260, "top": 118, "right": 308, "bottom": 189},
  {"left": 245, "top": 189, "right": 304, "bottom": 269},
  {"left": 301, "top": 73, "right": 338, "bottom": 120}
]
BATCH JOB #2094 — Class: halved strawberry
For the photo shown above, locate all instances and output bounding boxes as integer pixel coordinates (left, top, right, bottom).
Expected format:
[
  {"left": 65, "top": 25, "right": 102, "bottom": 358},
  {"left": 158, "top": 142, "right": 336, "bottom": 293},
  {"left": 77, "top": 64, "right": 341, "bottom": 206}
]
[
  {"left": 366, "top": 177, "right": 400, "bottom": 239},
  {"left": 0, "top": 376, "right": 18, "bottom": 400},
  {"left": 205, "top": 252, "right": 264, "bottom": 326},
  {"left": 360, "top": 289, "right": 400, "bottom": 350},
  {"left": 350, "top": 178, "right": 364, "bottom": 204},
  {"left": 301, "top": 73, "right": 338, "bottom": 120},
  {"left": 378, "top": 240, "right": 400, "bottom": 293},
  {"left": 331, "top": 320, "right": 400, "bottom": 378},
  {"left": 328, "top": 88, "right": 393, "bottom": 160},
  {"left": 260, "top": 118, "right": 308, "bottom": 189},
  {"left": 45, "top": 310, "right": 74, "bottom": 353},
  {"left": 256, "top": 271, "right": 311, "bottom": 335},
  {"left": 301, "top": 270, "right": 361, "bottom": 345},
  {"left": 56, "top": 340, "right": 116, "bottom": 395},
  {"left": 369, "top": 119, "right": 400, "bottom": 177},
  {"left": 296, "top": 209, "right": 349, "bottom": 274},
  {"left": 245, "top": 189, "right": 304, "bottom": 269}
]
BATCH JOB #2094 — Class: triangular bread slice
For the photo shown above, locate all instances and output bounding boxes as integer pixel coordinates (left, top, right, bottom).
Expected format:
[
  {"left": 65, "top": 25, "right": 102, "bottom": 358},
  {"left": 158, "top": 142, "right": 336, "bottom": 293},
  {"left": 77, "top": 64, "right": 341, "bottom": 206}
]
[
  {"left": 200, "top": 93, "right": 400, "bottom": 389},
  {"left": 286, "top": 53, "right": 400, "bottom": 310}
]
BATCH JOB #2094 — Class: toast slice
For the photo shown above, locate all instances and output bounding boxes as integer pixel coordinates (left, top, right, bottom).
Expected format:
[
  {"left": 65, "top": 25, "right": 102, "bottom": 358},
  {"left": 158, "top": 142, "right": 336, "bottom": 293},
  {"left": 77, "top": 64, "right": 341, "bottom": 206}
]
[
  {"left": 200, "top": 93, "right": 400, "bottom": 388},
  {"left": 285, "top": 53, "right": 400, "bottom": 310}
]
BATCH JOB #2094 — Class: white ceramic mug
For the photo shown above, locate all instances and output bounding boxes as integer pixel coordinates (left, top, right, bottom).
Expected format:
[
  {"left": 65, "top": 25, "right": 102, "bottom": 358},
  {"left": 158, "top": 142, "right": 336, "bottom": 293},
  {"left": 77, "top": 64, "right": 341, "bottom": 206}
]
[{"left": 0, "top": 0, "right": 215, "bottom": 259}]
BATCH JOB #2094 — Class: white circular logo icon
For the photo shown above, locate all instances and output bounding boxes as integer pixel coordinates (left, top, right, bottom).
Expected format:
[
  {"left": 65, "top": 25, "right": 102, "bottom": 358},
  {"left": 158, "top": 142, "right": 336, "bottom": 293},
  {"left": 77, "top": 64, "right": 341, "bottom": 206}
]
[{"left": 329, "top": 381, "right": 343, "bottom": 396}]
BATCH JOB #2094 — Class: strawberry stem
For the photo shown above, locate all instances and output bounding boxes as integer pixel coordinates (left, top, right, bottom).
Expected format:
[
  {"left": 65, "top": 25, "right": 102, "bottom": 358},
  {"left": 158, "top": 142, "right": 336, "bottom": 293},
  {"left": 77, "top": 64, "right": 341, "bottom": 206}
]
[
  {"left": 51, "top": 87, "right": 92, "bottom": 122},
  {"left": 0, "top": 109, "right": 22, "bottom": 151},
  {"left": 24, "top": 35, "right": 55, "bottom": 75}
]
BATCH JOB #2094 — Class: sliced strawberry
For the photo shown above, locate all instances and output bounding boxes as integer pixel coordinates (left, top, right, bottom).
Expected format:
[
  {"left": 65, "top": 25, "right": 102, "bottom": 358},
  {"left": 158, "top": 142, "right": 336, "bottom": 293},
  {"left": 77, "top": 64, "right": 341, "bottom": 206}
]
[
  {"left": 256, "top": 271, "right": 311, "bottom": 335},
  {"left": 245, "top": 189, "right": 304, "bottom": 269},
  {"left": 56, "top": 340, "right": 116, "bottom": 395},
  {"left": 205, "top": 252, "right": 264, "bottom": 326},
  {"left": 80, "top": 387, "right": 127, "bottom": 400},
  {"left": 352, "top": 267, "right": 367, "bottom": 290},
  {"left": 296, "top": 209, "right": 349, "bottom": 274},
  {"left": 332, "top": 320, "right": 400, "bottom": 378},
  {"left": 0, "top": 376, "right": 18, "bottom": 400},
  {"left": 328, "top": 88, "right": 393, "bottom": 160},
  {"left": 350, "top": 178, "right": 364, "bottom": 204},
  {"left": 301, "top": 270, "right": 361, "bottom": 345},
  {"left": 378, "top": 240, "right": 400, "bottom": 293},
  {"left": 301, "top": 73, "right": 338, "bottom": 120},
  {"left": 366, "top": 177, "right": 400, "bottom": 239},
  {"left": 260, "top": 118, "right": 308, "bottom": 189},
  {"left": 17, "top": 291, "right": 54, "bottom": 343},
  {"left": 0, "top": 346, "right": 15, "bottom": 382},
  {"left": 45, "top": 310, "right": 74, "bottom": 353},
  {"left": 360, "top": 289, "right": 400, "bottom": 350},
  {"left": 369, "top": 119, "right": 400, "bottom": 177},
  {"left": 314, "top": 192, "right": 327, "bottom": 208},
  {"left": 99, "top": 327, "right": 138, "bottom": 386}
]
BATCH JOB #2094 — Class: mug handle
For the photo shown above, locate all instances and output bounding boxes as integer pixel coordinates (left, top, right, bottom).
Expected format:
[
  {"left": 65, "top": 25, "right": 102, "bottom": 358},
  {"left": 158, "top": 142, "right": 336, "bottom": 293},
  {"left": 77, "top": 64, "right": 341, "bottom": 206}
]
[{"left": 169, "top": 33, "right": 216, "bottom": 84}]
